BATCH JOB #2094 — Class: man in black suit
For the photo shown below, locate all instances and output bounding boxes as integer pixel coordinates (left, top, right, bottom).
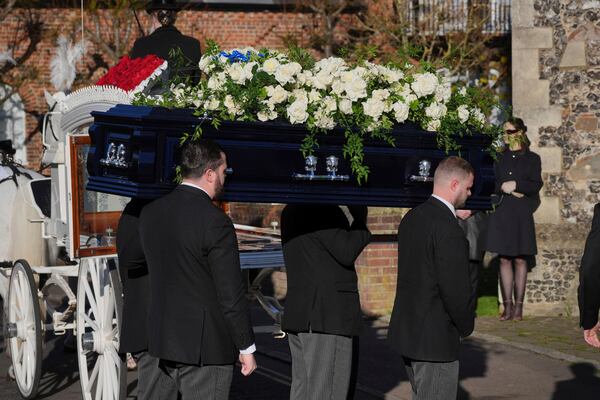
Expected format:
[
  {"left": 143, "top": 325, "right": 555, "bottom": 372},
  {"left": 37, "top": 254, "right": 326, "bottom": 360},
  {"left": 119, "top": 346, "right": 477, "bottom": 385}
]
[
  {"left": 578, "top": 203, "right": 600, "bottom": 348},
  {"left": 131, "top": 0, "right": 201, "bottom": 83},
  {"left": 280, "top": 204, "right": 371, "bottom": 400},
  {"left": 388, "top": 156, "right": 477, "bottom": 400},
  {"left": 117, "top": 198, "right": 179, "bottom": 400},
  {"left": 139, "top": 139, "right": 256, "bottom": 399}
]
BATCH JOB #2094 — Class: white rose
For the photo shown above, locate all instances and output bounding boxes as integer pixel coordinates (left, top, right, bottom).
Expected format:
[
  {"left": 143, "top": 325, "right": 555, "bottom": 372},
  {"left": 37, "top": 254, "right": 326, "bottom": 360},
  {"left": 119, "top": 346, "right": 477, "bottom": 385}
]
[
  {"left": 363, "top": 98, "right": 385, "bottom": 120},
  {"left": 339, "top": 98, "right": 353, "bottom": 114},
  {"left": 308, "top": 89, "right": 322, "bottom": 104},
  {"left": 392, "top": 102, "right": 409, "bottom": 123},
  {"left": 457, "top": 105, "right": 470, "bottom": 123},
  {"left": 224, "top": 95, "right": 242, "bottom": 115},
  {"left": 275, "top": 62, "right": 302, "bottom": 85},
  {"left": 262, "top": 58, "right": 280, "bottom": 74},
  {"left": 287, "top": 99, "right": 309, "bottom": 124},
  {"left": 427, "top": 119, "right": 441, "bottom": 131},
  {"left": 226, "top": 63, "right": 248, "bottom": 84},
  {"left": 172, "top": 86, "right": 185, "bottom": 99},
  {"left": 198, "top": 56, "right": 214, "bottom": 73},
  {"left": 297, "top": 71, "right": 313, "bottom": 86},
  {"left": 257, "top": 109, "right": 277, "bottom": 122},
  {"left": 207, "top": 72, "right": 226, "bottom": 90},
  {"left": 344, "top": 77, "right": 367, "bottom": 101},
  {"left": 459, "top": 87, "right": 467, "bottom": 96},
  {"left": 266, "top": 85, "right": 288, "bottom": 104},
  {"left": 192, "top": 98, "right": 203, "bottom": 108},
  {"left": 411, "top": 72, "right": 439, "bottom": 97},
  {"left": 323, "top": 96, "right": 337, "bottom": 113},
  {"left": 331, "top": 79, "right": 345, "bottom": 95},
  {"left": 471, "top": 108, "right": 486, "bottom": 125},
  {"left": 291, "top": 89, "right": 309, "bottom": 104},
  {"left": 372, "top": 89, "right": 390, "bottom": 102},
  {"left": 434, "top": 83, "right": 452, "bottom": 103},
  {"left": 381, "top": 67, "right": 404, "bottom": 84},
  {"left": 425, "top": 102, "right": 447, "bottom": 120},
  {"left": 205, "top": 98, "right": 220, "bottom": 111},
  {"left": 314, "top": 108, "right": 336, "bottom": 130},
  {"left": 312, "top": 71, "right": 333, "bottom": 89}
]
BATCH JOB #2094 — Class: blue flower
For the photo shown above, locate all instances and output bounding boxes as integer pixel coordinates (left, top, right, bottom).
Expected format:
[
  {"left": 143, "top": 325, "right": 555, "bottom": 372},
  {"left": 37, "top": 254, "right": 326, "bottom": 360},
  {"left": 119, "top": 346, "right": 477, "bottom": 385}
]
[{"left": 218, "top": 50, "right": 266, "bottom": 63}]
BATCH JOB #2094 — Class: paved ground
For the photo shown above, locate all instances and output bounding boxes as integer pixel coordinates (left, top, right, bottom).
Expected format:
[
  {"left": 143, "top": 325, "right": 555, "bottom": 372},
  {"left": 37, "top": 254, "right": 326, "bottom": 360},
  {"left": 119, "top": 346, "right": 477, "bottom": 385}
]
[{"left": 2, "top": 305, "right": 600, "bottom": 400}]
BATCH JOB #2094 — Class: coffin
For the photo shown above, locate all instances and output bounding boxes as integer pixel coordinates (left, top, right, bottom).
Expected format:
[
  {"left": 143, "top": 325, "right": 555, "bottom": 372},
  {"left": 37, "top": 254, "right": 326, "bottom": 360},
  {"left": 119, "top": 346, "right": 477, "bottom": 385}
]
[{"left": 87, "top": 104, "right": 495, "bottom": 209}]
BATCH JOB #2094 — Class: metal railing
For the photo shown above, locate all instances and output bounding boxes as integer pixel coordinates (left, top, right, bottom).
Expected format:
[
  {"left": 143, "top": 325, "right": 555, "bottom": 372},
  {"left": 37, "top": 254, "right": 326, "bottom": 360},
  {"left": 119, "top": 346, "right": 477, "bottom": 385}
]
[{"left": 405, "top": 0, "right": 511, "bottom": 36}]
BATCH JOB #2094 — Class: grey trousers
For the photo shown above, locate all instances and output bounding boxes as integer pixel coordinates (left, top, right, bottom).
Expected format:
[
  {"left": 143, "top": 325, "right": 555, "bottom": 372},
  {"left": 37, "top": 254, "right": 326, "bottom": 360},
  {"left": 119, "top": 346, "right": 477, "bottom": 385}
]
[
  {"left": 288, "top": 332, "right": 353, "bottom": 400},
  {"left": 158, "top": 359, "right": 233, "bottom": 400},
  {"left": 135, "top": 351, "right": 179, "bottom": 400},
  {"left": 403, "top": 357, "right": 459, "bottom": 400}
]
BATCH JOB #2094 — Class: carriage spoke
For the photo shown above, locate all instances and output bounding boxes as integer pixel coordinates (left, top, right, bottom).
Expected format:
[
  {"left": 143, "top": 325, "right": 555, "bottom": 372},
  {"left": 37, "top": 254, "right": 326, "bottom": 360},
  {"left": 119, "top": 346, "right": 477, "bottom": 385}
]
[
  {"left": 95, "top": 355, "right": 104, "bottom": 400},
  {"left": 85, "top": 356, "right": 101, "bottom": 394},
  {"left": 19, "top": 273, "right": 31, "bottom": 320},
  {"left": 83, "top": 313, "right": 100, "bottom": 333},
  {"left": 16, "top": 340, "right": 24, "bottom": 363},
  {"left": 103, "top": 355, "right": 112, "bottom": 400},
  {"left": 24, "top": 341, "right": 31, "bottom": 387},
  {"left": 84, "top": 276, "right": 99, "bottom": 320},
  {"left": 106, "top": 353, "right": 119, "bottom": 400},
  {"left": 13, "top": 273, "right": 24, "bottom": 313},
  {"left": 103, "top": 287, "right": 115, "bottom": 332}
]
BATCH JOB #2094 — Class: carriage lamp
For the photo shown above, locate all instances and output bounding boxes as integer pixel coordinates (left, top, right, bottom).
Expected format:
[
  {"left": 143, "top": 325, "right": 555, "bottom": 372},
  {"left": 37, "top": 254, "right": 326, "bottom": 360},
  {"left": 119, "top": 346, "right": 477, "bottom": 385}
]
[{"left": 409, "top": 159, "right": 434, "bottom": 182}]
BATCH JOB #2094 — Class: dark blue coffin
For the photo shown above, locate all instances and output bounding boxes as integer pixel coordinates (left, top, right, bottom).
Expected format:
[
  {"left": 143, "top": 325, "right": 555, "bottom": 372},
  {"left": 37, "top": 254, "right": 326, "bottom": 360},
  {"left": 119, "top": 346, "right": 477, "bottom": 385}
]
[{"left": 87, "top": 104, "right": 495, "bottom": 209}]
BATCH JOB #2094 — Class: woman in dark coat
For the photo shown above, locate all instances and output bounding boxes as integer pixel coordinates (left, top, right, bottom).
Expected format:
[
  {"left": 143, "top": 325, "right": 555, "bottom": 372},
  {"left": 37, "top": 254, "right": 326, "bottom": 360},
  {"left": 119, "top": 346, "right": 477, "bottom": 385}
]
[{"left": 486, "top": 117, "right": 543, "bottom": 321}]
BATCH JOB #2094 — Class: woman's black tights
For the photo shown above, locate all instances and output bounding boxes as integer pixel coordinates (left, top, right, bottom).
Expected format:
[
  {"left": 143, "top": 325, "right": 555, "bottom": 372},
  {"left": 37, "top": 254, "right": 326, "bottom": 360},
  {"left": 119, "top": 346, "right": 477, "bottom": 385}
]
[{"left": 499, "top": 256, "right": 528, "bottom": 320}]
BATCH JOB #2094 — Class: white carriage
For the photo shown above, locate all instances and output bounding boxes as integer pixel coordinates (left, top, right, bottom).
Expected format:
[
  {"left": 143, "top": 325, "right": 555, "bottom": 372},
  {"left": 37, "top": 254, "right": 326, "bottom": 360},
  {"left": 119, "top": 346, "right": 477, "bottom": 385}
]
[{"left": 0, "top": 86, "right": 284, "bottom": 400}]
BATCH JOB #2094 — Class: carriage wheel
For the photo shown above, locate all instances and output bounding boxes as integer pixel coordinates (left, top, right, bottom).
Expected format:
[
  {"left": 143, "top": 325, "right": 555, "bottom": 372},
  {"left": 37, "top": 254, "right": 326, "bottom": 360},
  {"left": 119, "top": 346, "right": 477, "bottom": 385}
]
[
  {"left": 7, "top": 259, "right": 42, "bottom": 399},
  {"left": 76, "top": 257, "right": 125, "bottom": 400}
]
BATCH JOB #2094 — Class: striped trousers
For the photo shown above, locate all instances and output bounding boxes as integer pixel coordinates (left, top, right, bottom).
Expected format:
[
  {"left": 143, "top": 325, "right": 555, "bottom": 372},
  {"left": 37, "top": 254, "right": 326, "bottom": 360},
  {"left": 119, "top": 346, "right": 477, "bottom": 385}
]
[
  {"left": 288, "top": 331, "right": 353, "bottom": 400},
  {"left": 403, "top": 357, "right": 459, "bottom": 400},
  {"left": 155, "top": 359, "right": 233, "bottom": 400}
]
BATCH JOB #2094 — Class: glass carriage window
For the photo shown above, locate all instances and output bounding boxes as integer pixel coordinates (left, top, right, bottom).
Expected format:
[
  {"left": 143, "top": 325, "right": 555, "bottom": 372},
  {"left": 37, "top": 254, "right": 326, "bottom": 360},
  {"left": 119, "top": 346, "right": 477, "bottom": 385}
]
[{"left": 70, "top": 135, "right": 128, "bottom": 257}]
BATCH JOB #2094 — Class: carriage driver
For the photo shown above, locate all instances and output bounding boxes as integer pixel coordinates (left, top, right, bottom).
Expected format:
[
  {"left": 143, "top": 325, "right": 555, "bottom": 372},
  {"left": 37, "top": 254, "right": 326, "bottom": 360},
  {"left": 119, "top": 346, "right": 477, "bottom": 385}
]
[{"left": 130, "top": 0, "right": 201, "bottom": 84}]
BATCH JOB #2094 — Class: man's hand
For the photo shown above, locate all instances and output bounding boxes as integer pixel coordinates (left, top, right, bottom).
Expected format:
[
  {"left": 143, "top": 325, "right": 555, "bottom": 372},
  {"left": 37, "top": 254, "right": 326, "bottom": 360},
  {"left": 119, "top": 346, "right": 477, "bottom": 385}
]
[
  {"left": 456, "top": 209, "right": 472, "bottom": 220},
  {"left": 239, "top": 353, "right": 257, "bottom": 376},
  {"left": 347, "top": 205, "right": 368, "bottom": 224},
  {"left": 501, "top": 180, "right": 516, "bottom": 194},
  {"left": 583, "top": 322, "right": 600, "bottom": 348}
]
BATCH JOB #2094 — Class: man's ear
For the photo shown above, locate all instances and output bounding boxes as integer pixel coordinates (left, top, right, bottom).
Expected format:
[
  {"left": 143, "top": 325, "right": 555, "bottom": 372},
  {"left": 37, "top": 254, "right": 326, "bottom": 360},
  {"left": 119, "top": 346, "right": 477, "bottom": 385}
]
[
  {"left": 450, "top": 178, "right": 459, "bottom": 191},
  {"left": 204, "top": 169, "right": 214, "bottom": 184}
]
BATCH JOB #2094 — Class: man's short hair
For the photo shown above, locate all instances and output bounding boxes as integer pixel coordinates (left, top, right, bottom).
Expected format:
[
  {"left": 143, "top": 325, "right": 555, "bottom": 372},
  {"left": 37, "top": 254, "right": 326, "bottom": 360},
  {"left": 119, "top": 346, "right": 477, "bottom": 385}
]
[
  {"left": 180, "top": 139, "right": 224, "bottom": 179},
  {"left": 433, "top": 156, "right": 474, "bottom": 184}
]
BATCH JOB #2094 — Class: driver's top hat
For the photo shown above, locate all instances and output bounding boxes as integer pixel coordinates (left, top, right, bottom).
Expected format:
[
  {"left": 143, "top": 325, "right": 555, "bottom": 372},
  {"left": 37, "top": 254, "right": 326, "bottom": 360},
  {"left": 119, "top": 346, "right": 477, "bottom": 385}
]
[
  {"left": 146, "top": 0, "right": 181, "bottom": 12},
  {"left": 0, "top": 140, "right": 15, "bottom": 155}
]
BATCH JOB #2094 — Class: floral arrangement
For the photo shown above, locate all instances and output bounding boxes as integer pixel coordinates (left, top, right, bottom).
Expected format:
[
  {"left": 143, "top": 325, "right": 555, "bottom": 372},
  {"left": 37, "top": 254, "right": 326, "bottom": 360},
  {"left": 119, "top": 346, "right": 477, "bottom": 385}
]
[
  {"left": 96, "top": 54, "right": 168, "bottom": 94},
  {"left": 134, "top": 42, "right": 502, "bottom": 183}
]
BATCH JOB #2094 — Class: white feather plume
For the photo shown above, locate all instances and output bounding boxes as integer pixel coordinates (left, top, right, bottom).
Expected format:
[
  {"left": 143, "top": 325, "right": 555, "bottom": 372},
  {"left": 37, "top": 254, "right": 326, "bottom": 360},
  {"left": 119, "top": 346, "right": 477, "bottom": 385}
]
[
  {"left": 0, "top": 50, "right": 16, "bottom": 66},
  {"left": 50, "top": 36, "right": 86, "bottom": 92}
]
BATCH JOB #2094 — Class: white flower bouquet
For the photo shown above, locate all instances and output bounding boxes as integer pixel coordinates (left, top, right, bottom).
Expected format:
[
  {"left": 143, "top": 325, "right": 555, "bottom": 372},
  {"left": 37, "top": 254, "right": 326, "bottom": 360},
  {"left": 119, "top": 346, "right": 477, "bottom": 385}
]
[{"left": 134, "top": 42, "right": 501, "bottom": 183}]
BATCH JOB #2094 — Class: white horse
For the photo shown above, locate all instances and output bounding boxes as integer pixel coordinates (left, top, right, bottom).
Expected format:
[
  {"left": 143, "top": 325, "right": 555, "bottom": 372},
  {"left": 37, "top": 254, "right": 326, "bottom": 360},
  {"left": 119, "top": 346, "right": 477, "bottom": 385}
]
[{"left": 0, "top": 163, "right": 49, "bottom": 300}]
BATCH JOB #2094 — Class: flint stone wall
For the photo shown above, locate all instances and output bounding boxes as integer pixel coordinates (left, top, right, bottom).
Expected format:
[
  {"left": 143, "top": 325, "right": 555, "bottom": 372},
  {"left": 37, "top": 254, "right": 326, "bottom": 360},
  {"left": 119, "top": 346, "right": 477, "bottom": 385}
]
[{"left": 511, "top": 1, "right": 600, "bottom": 315}]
